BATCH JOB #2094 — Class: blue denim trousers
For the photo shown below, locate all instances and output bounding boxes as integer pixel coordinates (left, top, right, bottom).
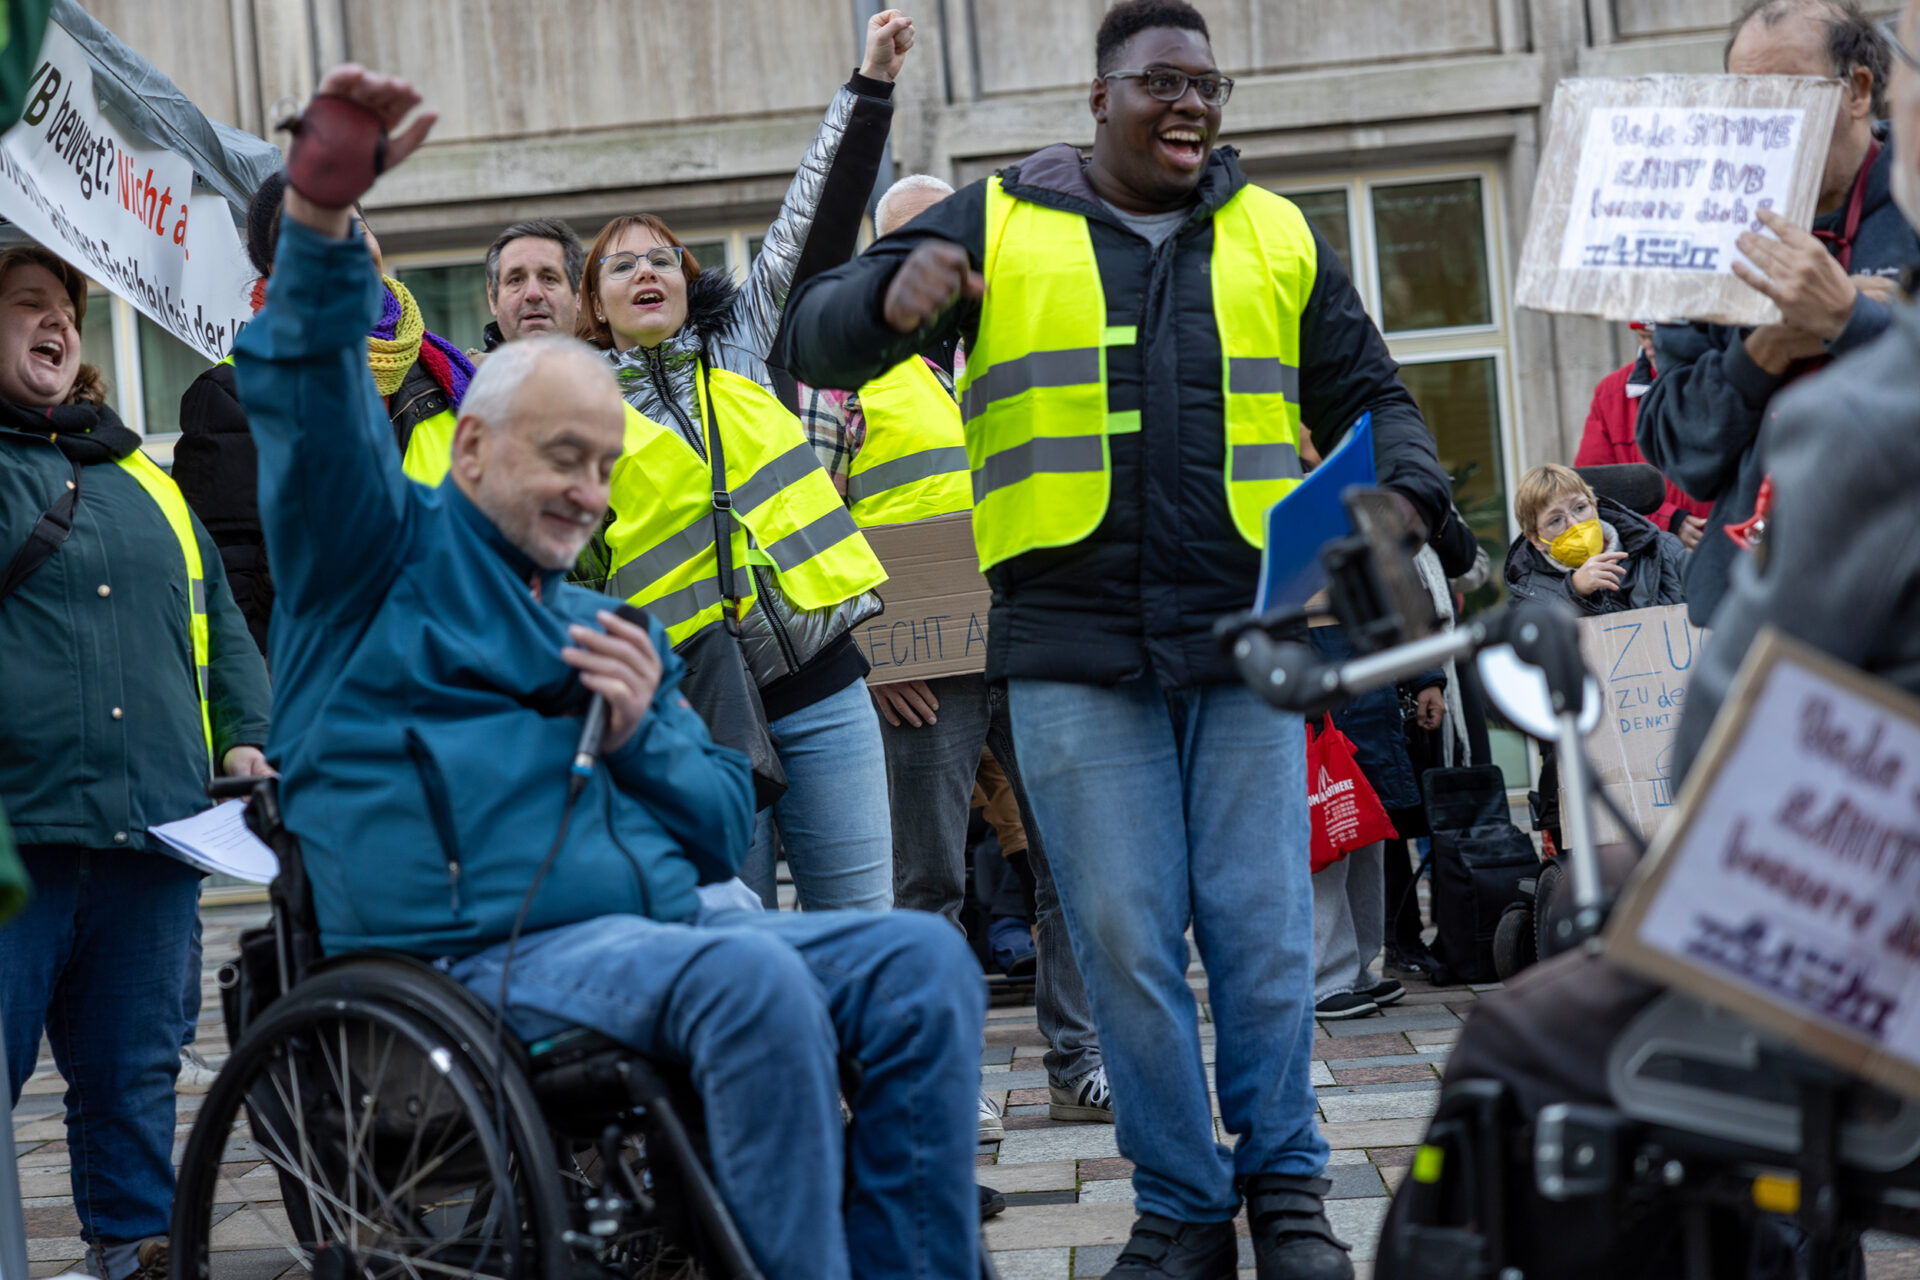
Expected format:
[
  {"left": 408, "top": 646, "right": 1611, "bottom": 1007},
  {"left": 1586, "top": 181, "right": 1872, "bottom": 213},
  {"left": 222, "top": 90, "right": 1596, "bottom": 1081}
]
[
  {"left": 742, "top": 675, "right": 894, "bottom": 910},
  {"left": 450, "top": 901, "right": 982, "bottom": 1280},
  {"left": 1008, "top": 677, "right": 1328, "bottom": 1221},
  {"left": 881, "top": 672, "right": 1101, "bottom": 1088},
  {"left": 1, "top": 847, "right": 202, "bottom": 1253}
]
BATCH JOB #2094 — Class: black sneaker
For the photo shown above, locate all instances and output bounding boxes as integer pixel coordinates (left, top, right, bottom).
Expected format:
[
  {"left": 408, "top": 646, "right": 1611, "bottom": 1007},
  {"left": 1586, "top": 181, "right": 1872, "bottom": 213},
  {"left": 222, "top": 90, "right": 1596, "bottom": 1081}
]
[
  {"left": 1383, "top": 942, "right": 1440, "bottom": 978},
  {"left": 1240, "top": 1174, "right": 1353, "bottom": 1280},
  {"left": 1104, "top": 1214, "right": 1238, "bottom": 1280},
  {"left": 1366, "top": 977, "right": 1406, "bottom": 1007},
  {"left": 979, "top": 1183, "right": 1007, "bottom": 1220},
  {"left": 1314, "top": 991, "right": 1379, "bottom": 1021}
]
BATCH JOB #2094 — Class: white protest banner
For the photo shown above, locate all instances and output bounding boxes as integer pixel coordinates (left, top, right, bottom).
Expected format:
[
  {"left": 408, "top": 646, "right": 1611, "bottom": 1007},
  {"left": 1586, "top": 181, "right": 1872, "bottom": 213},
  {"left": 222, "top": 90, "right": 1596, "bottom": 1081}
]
[
  {"left": 1517, "top": 75, "right": 1841, "bottom": 327},
  {"left": 0, "top": 22, "right": 253, "bottom": 362},
  {"left": 1561, "top": 605, "right": 1707, "bottom": 845},
  {"left": 1609, "top": 630, "right": 1920, "bottom": 1096}
]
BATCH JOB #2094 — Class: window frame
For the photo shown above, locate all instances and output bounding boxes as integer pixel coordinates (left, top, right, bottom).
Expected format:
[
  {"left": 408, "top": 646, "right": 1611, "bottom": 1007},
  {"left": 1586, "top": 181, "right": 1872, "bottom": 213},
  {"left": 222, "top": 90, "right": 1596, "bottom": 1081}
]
[{"left": 1265, "top": 162, "right": 1523, "bottom": 549}]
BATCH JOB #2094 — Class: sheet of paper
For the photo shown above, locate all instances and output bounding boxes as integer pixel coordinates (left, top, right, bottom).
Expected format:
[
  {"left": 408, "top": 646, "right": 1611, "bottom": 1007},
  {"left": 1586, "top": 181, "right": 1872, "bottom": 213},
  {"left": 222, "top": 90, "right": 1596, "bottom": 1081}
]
[
  {"left": 150, "top": 799, "right": 278, "bottom": 884},
  {"left": 1557, "top": 105, "right": 1806, "bottom": 276}
]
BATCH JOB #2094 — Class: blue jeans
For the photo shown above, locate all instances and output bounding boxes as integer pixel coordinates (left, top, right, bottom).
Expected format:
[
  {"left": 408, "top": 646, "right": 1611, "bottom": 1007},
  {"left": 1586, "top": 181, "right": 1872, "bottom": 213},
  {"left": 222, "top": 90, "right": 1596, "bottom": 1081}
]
[
  {"left": 1, "top": 847, "right": 202, "bottom": 1255},
  {"left": 880, "top": 672, "right": 1101, "bottom": 1087},
  {"left": 742, "top": 675, "right": 893, "bottom": 910},
  {"left": 1008, "top": 677, "right": 1327, "bottom": 1221},
  {"left": 450, "top": 903, "right": 982, "bottom": 1280}
]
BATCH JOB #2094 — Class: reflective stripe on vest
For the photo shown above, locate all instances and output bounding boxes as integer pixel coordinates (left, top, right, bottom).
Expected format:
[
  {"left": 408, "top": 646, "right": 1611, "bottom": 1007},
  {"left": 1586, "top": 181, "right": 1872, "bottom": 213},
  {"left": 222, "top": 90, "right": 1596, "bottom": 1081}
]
[
  {"left": 958, "top": 177, "right": 1315, "bottom": 569},
  {"left": 116, "top": 451, "right": 213, "bottom": 770},
  {"left": 605, "top": 371, "right": 887, "bottom": 647},
  {"left": 847, "top": 357, "right": 970, "bottom": 527},
  {"left": 400, "top": 407, "right": 460, "bottom": 486}
]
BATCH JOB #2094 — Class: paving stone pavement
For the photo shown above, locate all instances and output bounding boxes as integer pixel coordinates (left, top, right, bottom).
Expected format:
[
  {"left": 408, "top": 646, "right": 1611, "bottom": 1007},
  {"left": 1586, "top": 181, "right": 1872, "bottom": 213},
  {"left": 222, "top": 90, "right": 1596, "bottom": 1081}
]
[{"left": 12, "top": 902, "right": 1920, "bottom": 1277}]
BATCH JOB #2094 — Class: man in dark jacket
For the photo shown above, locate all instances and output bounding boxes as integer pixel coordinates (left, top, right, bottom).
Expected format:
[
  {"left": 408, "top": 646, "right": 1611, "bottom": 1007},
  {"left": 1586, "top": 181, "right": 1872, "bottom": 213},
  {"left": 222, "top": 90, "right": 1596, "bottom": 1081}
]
[
  {"left": 780, "top": 4, "right": 1450, "bottom": 1276},
  {"left": 241, "top": 65, "right": 982, "bottom": 1280},
  {"left": 1637, "top": 0, "right": 1918, "bottom": 627}
]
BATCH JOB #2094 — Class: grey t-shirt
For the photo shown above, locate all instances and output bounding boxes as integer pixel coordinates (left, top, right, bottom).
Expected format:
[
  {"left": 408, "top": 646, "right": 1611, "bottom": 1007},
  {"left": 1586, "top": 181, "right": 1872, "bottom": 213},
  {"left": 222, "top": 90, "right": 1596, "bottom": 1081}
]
[{"left": 1104, "top": 200, "right": 1191, "bottom": 247}]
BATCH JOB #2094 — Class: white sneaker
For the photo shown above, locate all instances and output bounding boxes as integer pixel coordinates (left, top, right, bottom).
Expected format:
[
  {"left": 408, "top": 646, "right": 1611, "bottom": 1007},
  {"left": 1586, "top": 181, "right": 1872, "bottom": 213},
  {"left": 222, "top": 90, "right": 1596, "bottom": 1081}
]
[
  {"left": 977, "top": 1090, "right": 1004, "bottom": 1142},
  {"left": 176, "top": 1046, "right": 219, "bottom": 1095},
  {"left": 1049, "top": 1064, "right": 1114, "bottom": 1123}
]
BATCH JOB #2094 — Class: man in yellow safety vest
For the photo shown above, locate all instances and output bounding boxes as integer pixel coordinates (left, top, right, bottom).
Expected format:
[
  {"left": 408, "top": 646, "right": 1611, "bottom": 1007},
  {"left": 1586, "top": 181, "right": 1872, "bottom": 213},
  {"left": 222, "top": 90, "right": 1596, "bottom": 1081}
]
[
  {"left": 781, "top": 3, "right": 1453, "bottom": 1277},
  {"left": 798, "top": 173, "right": 1110, "bottom": 1145}
]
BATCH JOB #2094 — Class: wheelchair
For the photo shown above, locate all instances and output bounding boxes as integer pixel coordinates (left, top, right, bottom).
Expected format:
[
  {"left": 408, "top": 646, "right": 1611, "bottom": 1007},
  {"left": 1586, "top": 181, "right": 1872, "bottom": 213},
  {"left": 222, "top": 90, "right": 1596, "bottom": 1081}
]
[
  {"left": 170, "top": 775, "right": 764, "bottom": 1280},
  {"left": 1220, "top": 483, "right": 1920, "bottom": 1278}
]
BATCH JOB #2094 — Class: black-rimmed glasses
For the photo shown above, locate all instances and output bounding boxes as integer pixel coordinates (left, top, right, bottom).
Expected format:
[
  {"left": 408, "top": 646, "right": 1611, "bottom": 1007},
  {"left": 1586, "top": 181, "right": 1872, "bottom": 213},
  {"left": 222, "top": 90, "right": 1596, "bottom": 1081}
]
[
  {"left": 601, "top": 247, "right": 685, "bottom": 282},
  {"left": 1102, "top": 68, "right": 1234, "bottom": 108}
]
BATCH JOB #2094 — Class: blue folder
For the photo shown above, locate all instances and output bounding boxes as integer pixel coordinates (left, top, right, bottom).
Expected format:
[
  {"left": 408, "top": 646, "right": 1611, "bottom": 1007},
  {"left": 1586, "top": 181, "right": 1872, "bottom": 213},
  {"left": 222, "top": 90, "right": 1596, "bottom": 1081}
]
[{"left": 1253, "top": 413, "right": 1376, "bottom": 615}]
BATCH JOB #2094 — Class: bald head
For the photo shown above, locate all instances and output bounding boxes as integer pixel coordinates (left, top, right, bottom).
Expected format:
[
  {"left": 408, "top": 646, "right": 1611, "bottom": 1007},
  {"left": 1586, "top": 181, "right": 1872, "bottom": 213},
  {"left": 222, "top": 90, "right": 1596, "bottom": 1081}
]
[
  {"left": 875, "top": 174, "right": 955, "bottom": 237},
  {"left": 449, "top": 335, "right": 627, "bottom": 571}
]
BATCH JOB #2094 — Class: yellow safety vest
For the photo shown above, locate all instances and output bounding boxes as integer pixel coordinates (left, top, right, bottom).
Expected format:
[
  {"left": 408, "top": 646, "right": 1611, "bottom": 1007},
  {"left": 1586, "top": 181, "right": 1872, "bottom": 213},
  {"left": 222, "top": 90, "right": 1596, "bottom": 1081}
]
[
  {"left": 117, "top": 450, "right": 213, "bottom": 769},
  {"left": 847, "top": 357, "right": 970, "bottom": 527},
  {"left": 399, "top": 409, "right": 459, "bottom": 486},
  {"left": 606, "top": 365, "right": 886, "bottom": 646},
  {"left": 958, "top": 177, "right": 1315, "bottom": 570}
]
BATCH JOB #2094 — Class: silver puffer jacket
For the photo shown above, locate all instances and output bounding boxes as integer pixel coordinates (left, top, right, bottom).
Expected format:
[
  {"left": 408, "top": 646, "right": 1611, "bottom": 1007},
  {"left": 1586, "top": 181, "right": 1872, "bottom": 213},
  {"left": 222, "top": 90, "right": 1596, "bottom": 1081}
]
[{"left": 609, "top": 82, "right": 880, "bottom": 689}]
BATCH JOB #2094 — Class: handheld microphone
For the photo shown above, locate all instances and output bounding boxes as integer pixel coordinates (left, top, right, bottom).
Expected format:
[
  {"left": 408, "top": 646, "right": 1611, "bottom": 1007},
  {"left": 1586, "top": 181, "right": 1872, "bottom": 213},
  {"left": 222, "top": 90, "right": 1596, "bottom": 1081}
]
[
  {"left": 567, "top": 602, "right": 650, "bottom": 798},
  {"left": 570, "top": 695, "right": 608, "bottom": 797}
]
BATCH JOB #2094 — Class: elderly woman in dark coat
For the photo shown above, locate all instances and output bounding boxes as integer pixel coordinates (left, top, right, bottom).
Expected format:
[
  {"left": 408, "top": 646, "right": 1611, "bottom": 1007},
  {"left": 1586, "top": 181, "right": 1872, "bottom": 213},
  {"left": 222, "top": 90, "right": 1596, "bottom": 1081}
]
[{"left": 0, "top": 245, "right": 270, "bottom": 1280}]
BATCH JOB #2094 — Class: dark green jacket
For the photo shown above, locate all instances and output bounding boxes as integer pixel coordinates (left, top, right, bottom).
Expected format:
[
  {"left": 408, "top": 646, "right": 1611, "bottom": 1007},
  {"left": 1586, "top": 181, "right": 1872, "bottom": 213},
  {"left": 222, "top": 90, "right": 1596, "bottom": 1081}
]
[
  {"left": 0, "top": 804, "right": 23, "bottom": 924},
  {"left": 0, "top": 420, "right": 271, "bottom": 853}
]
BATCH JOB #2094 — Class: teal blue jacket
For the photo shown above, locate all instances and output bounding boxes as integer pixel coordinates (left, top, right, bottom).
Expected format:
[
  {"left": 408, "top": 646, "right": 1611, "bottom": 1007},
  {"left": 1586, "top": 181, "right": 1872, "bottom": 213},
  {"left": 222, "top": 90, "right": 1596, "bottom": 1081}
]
[
  {"left": 0, "top": 414, "right": 270, "bottom": 853},
  {"left": 233, "top": 218, "right": 753, "bottom": 957}
]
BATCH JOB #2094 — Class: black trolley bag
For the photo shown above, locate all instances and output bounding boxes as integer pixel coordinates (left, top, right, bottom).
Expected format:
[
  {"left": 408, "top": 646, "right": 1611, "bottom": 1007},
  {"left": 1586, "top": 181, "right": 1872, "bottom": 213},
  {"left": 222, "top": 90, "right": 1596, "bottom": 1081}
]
[{"left": 1422, "top": 764, "right": 1536, "bottom": 986}]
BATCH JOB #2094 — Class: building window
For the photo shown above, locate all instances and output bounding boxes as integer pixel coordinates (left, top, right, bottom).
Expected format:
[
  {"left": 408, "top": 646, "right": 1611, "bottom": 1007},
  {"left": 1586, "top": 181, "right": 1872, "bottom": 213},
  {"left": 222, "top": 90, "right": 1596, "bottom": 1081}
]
[
  {"left": 1273, "top": 165, "right": 1529, "bottom": 786},
  {"left": 390, "top": 223, "right": 775, "bottom": 355},
  {"left": 80, "top": 290, "right": 213, "bottom": 451},
  {"left": 1273, "top": 165, "right": 1516, "bottom": 611}
]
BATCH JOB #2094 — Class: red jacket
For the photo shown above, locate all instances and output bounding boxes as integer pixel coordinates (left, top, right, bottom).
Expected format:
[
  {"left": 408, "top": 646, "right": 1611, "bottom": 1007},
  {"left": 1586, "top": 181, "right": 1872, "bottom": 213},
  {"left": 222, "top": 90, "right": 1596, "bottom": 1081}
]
[{"left": 1574, "top": 359, "right": 1711, "bottom": 533}]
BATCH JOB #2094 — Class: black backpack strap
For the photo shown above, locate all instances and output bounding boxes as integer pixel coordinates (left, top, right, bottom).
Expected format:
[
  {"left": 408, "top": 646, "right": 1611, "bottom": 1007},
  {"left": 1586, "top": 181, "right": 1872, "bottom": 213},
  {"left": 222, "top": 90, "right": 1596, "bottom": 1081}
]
[
  {"left": 699, "top": 354, "right": 745, "bottom": 637},
  {"left": 0, "top": 452, "right": 83, "bottom": 604}
]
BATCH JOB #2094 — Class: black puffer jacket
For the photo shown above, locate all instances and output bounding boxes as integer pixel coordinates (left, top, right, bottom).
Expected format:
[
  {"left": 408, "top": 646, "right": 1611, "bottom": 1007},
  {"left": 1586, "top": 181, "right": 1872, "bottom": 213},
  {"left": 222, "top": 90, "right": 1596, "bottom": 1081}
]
[
  {"left": 1504, "top": 496, "right": 1688, "bottom": 616},
  {"left": 780, "top": 145, "right": 1452, "bottom": 687},
  {"left": 174, "top": 362, "right": 271, "bottom": 652}
]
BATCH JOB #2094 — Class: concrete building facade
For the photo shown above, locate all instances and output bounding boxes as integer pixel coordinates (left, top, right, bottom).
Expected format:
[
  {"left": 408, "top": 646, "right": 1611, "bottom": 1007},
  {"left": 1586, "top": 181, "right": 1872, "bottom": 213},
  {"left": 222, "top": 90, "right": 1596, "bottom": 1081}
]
[{"left": 72, "top": 0, "right": 1885, "bottom": 569}]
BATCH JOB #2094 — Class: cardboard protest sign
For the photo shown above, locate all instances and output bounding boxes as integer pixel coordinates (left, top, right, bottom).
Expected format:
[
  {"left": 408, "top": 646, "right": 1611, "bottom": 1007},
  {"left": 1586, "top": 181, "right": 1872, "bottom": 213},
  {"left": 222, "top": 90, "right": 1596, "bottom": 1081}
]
[
  {"left": 858, "top": 512, "right": 991, "bottom": 686},
  {"left": 1516, "top": 75, "right": 1841, "bottom": 326},
  {"left": 1561, "top": 604, "right": 1707, "bottom": 845},
  {"left": 0, "top": 22, "right": 253, "bottom": 361},
  {"left": 1609, "top": 629, "right": 1920, "bottom": 1097}
]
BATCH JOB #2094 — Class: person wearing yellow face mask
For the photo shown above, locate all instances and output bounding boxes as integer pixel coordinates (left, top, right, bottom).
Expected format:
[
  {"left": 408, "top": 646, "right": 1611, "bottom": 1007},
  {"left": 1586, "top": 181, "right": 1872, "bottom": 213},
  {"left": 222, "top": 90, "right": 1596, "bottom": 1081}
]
[{"left": 1505, "top": 463, "right": 1689, "bottom": 614}]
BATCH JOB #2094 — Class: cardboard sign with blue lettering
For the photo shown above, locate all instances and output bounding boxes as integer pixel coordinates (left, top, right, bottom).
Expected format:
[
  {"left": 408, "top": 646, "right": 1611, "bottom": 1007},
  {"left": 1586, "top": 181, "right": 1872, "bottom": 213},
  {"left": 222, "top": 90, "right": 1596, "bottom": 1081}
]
[
  {"left": 1562, "top": 604, "right": 1709, "bottom": 844},
  {"left": 1254, "top": 413, "right": 1375, "bottom": 616},
  {"left": 859, "top": 512, "right": 992, "bottom": 686}
]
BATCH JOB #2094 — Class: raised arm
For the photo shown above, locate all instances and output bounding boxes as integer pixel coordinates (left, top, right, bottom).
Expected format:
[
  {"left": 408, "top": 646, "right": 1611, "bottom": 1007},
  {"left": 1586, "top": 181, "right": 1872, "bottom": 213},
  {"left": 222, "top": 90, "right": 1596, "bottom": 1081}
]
[
  {"left": 733, "top": 11, "right": 911, "bottom": 358},
  {"left": 779, "top": 178, "right": 988, "bottom": 390},
  {"left": 230, "top": 67, "right": 438, "bottom": 621}
]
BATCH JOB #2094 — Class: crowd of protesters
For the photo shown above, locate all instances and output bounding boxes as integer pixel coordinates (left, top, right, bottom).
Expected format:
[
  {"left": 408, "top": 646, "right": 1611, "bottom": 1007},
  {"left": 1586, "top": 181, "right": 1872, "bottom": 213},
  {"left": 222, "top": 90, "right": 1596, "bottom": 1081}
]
[{"left": 6, "top": 0, "right": 1920, "bottom": 1278}]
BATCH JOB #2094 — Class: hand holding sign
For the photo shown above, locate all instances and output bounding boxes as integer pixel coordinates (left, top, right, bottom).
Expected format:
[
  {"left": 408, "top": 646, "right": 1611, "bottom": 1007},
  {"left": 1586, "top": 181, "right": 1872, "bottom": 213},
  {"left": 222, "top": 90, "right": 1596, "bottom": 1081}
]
[{"left": 1733, "top": 209, "right": 1858, "bottom": 341}]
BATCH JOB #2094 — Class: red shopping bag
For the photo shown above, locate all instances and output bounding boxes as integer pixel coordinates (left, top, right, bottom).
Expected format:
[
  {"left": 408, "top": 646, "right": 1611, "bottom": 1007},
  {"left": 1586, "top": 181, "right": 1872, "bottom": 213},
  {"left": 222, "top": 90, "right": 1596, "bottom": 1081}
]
[{"left": 1307, "top": 714, "right": 1397, "bottom": 873}]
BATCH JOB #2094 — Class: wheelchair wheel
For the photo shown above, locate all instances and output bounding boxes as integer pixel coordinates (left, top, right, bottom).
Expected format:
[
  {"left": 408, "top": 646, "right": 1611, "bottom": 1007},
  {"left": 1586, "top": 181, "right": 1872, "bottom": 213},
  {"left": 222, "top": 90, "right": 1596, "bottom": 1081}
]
[{"left": 171, "top": 962, "right": 570, "bottom": 1280}]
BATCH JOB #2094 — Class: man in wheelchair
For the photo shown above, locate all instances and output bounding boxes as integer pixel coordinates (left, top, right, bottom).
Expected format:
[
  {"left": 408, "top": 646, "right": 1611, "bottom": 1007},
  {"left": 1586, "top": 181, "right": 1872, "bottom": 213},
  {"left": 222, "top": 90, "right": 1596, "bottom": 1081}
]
[
  {"left": 218, "top": 66, "right": 985, "bottom": 1279},
  {"left": 1376, "top": 4, "right": 1920, "bottom": 1274}
]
